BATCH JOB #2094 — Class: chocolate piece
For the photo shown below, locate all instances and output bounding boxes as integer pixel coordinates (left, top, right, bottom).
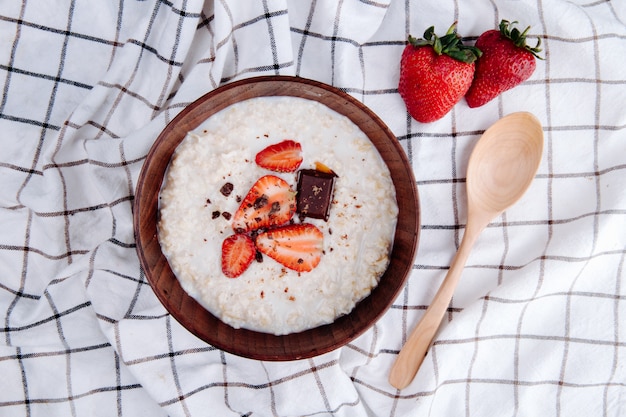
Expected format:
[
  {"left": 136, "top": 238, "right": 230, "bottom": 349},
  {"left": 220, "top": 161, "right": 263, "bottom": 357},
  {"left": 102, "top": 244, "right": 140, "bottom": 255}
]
[
  {"left": 220, "top": 182, "right": 233, "bottom": 196},
  {"left": 296, "top": 169, "right": 337, "bottom": 221}
]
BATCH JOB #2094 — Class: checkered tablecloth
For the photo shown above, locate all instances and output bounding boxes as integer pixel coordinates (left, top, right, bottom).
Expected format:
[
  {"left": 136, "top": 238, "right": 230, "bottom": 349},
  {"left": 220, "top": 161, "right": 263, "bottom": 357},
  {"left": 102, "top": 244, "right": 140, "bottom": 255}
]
[{"left": 1, "top": 1, "right": 625, "bottom": 416}]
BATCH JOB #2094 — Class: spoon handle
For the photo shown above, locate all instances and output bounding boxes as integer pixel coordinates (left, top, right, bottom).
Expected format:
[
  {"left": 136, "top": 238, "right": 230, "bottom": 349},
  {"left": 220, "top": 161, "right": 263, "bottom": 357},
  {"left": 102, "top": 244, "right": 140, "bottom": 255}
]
[{"left": 388, "top": 228, "right": 479, "bottom": 389}]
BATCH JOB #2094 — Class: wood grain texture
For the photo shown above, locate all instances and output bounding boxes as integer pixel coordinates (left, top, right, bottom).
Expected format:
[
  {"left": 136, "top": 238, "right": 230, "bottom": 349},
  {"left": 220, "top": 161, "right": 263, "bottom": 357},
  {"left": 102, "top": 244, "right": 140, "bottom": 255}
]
[
  {"left": 133, "top": 76, "right": 420, "bottom": 361},
  {"left": 389, "top": 112, "right": 543, "bottom": 388}
]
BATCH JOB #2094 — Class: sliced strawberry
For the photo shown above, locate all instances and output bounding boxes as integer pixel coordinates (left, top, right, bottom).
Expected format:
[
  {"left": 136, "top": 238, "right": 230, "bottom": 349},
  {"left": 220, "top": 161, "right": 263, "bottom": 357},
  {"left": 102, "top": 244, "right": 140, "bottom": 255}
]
[
  {"left": 255, "top": 224, "right": 324, "bottom": 272},
  {"left": 221, "top": 233, "right": 256, "bottom": 278},
  {"left": 231, "top": 175, "right": 296, "bottom": 233},
  {"left": 255, "top": 140, "right": 303, "bottom": 172}
]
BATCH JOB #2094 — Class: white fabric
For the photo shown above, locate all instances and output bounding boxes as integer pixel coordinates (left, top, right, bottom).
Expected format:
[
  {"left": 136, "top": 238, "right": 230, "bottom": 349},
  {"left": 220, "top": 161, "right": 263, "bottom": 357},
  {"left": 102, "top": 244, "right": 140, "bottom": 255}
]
[{"left": 1, "top": 1, "right": 625, "bottom": 416}]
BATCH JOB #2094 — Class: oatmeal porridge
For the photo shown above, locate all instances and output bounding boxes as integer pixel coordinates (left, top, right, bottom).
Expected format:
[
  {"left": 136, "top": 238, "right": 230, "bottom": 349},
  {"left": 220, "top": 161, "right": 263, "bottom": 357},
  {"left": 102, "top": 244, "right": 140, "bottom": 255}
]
[{"left": 158, "top": 96, "right": 398, "bottom": 335}]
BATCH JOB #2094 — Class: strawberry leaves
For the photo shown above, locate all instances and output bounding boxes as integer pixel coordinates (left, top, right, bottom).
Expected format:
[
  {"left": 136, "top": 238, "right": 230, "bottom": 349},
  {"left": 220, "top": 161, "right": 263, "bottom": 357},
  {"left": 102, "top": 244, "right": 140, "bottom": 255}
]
[
  {"left": 499, "top": 20, "right": 544, "bottom": 59},
  {"left": 409, "top": 23, "right": 481, "bottom": 64}
]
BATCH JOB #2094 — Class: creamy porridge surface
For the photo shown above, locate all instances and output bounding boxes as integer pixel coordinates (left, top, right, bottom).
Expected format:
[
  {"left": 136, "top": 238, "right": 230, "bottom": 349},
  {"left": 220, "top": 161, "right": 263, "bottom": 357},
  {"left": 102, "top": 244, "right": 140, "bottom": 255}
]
[{"left": 158, "top": 96, "right": 398, "bottom": 335}]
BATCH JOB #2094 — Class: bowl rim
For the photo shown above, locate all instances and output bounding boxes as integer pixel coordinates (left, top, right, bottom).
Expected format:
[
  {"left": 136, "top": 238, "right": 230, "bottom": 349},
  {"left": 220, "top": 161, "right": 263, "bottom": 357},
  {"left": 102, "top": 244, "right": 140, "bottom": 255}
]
[{"left": 133, "top": 75, "right": 420, "bottom": 361}]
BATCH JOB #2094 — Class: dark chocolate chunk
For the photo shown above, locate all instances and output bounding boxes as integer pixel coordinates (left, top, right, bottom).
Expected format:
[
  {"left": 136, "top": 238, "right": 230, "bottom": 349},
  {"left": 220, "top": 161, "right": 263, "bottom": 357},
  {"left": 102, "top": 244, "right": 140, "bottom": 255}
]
[
  {"left": 296, "top": 169, "right": 337, "bottom": 221},
  {"left": 269, "top": 201, "right": 281, "bottom": 214},
  {"left": 212, "top": 210, "right": 221, "bottom": 219},
  {"left": 222, "top": 211, "right": 232, "bottom": 220},
  {"left": 220, "top": 182, "right": 234, "bottom": 196},
  {"left": 253, "top": 195, "right": 268, "bottom": 210}
]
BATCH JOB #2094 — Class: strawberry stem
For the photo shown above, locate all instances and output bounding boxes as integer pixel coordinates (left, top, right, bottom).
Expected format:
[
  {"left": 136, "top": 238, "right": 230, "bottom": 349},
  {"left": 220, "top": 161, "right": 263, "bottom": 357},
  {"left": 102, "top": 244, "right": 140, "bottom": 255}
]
[
  {"left": 499, "top": 20, "right": 544, "bottom": 59},
  {"left": 407, "top": 22, "right": 482, "bottom": 64}
]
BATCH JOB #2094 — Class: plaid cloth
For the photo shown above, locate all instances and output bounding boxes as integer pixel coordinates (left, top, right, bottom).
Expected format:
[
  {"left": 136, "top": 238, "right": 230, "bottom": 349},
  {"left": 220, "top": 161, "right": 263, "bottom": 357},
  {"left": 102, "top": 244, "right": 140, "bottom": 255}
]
[{"left": 1, "top": 0, "right": 625, "bottom": 416}]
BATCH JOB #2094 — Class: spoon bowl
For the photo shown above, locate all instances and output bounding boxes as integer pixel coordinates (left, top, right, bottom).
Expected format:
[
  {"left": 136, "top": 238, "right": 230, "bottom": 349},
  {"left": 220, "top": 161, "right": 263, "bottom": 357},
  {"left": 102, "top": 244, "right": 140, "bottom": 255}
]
[
  {"left": 388, "top": 112, "right": 543, "bottom": 389},
  {"left": 467, "top": 112, "right": 544, "bottom": 220}
]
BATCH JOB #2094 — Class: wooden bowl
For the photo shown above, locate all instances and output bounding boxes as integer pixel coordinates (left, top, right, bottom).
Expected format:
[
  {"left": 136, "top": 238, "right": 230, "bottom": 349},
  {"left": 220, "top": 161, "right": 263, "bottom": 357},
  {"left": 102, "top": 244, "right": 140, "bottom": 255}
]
[{"left": 134, "top": 76, "right": 420, "bottom": 361}]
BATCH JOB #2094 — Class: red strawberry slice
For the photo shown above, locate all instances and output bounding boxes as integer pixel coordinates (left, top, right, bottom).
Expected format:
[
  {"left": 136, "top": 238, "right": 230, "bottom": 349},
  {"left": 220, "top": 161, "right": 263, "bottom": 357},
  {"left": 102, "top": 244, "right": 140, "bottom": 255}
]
[
  {"left": 231, "top": 175, "right": 296, "bottom": 233},
  {"left": 255, "top": 224, "right": 324, "bottom": 272},
  {"left": 255, "top": 140, "right": 303, "bottom": 172},
  {"left": 221, "top": 233, "right": 256, "bottom": 278}
]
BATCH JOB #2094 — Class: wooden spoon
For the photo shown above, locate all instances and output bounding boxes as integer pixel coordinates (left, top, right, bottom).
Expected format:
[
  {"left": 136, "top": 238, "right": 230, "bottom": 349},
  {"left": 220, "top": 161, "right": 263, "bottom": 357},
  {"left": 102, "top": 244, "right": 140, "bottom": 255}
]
[{"left": 389, "top": 112, "right": 544, "bottom": 390}]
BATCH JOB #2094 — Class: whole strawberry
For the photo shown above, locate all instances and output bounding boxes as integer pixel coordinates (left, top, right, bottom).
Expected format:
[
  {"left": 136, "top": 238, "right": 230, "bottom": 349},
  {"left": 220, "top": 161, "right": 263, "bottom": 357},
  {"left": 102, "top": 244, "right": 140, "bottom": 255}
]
[
  {"left": 465, "top": 20, "right": 543, "bottom": 108},
  {"left": 399, "top": 23, "right": 481, "bottom": 123}
]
